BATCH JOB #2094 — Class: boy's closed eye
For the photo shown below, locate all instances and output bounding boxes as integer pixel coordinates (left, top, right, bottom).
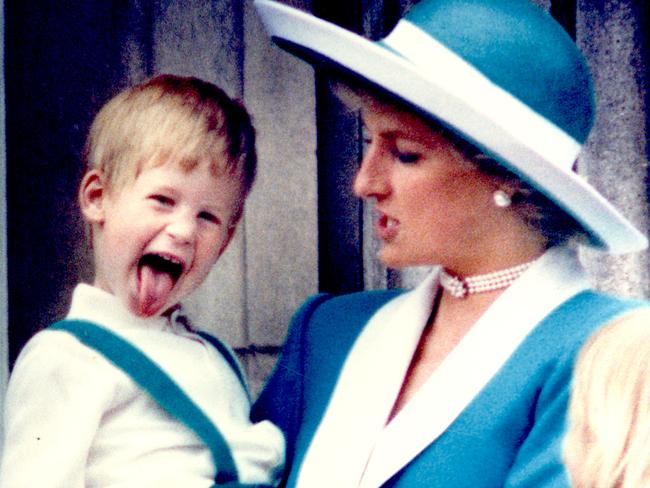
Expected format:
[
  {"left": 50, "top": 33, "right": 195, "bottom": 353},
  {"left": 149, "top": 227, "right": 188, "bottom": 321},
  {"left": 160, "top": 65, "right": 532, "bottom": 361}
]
[
  {"left": 149, "top": 194, "right": 224, "bottom": 227},
  {"left": 198, "top": 211, "right": 221, "bottom": 226},
  {"left": 150, "top": 194, "right": 175, "bottom": 207}
]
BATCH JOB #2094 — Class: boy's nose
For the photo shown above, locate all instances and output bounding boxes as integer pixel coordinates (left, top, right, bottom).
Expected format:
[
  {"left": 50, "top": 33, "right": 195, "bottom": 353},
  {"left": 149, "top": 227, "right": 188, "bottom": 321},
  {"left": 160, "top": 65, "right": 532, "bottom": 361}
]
[{"left": 165, "top": 212, "right": 197, "bottom": 245}]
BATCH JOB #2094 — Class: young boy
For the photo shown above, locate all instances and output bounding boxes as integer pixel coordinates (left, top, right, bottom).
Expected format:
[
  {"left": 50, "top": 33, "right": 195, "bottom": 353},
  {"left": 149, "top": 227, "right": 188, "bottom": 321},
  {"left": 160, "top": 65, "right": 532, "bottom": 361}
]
[
  {"left": 0, "top": 75, "right": 284, "bottom": 487},
  {"left": 563, "top": 310, "right": 650, "bottom": 488}
]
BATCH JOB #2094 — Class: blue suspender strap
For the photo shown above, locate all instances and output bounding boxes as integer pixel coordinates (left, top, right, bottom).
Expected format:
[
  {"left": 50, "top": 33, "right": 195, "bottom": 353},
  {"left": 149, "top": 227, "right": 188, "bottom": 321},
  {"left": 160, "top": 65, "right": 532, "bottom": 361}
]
[
  {"left": 49, "top": 319, "right": 240, "bottom": 485},
  {"left": 197, "top": 331, "right": 250, "bottom": 403}
]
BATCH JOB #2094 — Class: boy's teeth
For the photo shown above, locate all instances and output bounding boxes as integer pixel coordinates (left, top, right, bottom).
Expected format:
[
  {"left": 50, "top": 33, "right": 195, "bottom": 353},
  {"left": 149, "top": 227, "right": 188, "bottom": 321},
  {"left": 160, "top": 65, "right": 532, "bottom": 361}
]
[{"left": 163, "top": 255, "right": 181, "bottom": 265}]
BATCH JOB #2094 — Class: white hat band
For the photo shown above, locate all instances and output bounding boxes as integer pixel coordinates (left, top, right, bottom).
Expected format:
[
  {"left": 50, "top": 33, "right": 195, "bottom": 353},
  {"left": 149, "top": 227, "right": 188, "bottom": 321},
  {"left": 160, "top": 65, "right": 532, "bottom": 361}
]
[{"left": 383, "top": 20, "right": 582, "bottom": 171}]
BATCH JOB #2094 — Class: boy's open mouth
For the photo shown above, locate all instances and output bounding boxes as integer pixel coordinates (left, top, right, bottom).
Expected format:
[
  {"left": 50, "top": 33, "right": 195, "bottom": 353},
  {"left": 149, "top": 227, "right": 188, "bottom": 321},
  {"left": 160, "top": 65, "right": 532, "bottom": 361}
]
[{"left": 136, "top": 253, "right": 184, "bottom": 316}]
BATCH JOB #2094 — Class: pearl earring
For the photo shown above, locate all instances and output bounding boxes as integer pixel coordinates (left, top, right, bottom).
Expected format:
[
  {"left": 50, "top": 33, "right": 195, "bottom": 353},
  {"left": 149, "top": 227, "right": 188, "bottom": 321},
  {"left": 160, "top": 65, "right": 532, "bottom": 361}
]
[{"left": 493, "top": 190, "right": 512, "bottom": 208}]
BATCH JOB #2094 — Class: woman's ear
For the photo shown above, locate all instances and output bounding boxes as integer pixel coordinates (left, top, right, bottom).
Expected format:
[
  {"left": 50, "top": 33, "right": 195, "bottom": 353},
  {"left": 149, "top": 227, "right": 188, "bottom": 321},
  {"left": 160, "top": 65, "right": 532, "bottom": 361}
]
[{"left": 79, "top": 169, "right": 107, "bottom": 225}]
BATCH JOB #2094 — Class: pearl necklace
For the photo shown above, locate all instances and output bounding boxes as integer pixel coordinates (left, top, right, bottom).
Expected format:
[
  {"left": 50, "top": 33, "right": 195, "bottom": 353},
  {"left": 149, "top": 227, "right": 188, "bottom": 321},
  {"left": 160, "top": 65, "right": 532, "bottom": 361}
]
[{"left": 439, "top": 261, "right": 535, "bottom": 299}]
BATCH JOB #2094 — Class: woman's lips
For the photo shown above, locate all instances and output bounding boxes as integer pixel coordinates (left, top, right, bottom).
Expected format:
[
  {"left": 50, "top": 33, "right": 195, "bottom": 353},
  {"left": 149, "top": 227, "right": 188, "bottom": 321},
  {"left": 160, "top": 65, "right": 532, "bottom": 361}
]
[{"left": 375, "top": 212, "right": 399, "bottom": 241}]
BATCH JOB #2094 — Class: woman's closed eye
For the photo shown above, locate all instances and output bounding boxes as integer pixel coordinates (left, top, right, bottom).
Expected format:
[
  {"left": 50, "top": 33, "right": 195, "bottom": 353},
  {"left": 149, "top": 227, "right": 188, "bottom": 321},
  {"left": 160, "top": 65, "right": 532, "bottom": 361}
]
[
  {"left": 363, "top": 135, "right": 421, "bottom": 164},
  {"left": 392, "top": 149, "right": 421, "bottom": 164}
]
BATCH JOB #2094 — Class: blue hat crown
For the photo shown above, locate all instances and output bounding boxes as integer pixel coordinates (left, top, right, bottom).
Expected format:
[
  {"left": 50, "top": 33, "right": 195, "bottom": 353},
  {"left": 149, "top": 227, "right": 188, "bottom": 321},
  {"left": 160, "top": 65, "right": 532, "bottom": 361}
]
[{"left": 401, "top": 0, "right": 595, "bottom": 143}]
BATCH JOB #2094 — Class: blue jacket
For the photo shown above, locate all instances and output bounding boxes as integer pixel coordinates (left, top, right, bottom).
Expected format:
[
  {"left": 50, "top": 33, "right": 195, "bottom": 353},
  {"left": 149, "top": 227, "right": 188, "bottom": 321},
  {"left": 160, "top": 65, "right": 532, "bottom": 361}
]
[{"left": 253, "top": 288, "right": 645, "bottom": 487}]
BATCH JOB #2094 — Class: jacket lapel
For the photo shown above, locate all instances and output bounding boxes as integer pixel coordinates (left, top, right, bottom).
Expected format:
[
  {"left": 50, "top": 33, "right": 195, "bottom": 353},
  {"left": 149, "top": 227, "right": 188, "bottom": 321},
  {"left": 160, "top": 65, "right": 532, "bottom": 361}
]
[
  {"left": 296, "top": 272, "right": 438, "bottom": 487},
  {"left": 298, "top": 247, "right": 588, "bottom": 488},
  {"left": 359, "top": 247, "right": 589, "bottom": 487}
]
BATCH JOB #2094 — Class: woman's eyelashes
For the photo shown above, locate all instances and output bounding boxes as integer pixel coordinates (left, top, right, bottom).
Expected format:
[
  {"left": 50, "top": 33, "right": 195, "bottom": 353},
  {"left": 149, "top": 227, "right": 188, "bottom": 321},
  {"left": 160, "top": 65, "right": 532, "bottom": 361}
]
[
  {"left": 362, "top": 135, "right": 422, "bottom": 164},
  {"left": 392, "top": 149, "right": 421, "bottom": 164}
]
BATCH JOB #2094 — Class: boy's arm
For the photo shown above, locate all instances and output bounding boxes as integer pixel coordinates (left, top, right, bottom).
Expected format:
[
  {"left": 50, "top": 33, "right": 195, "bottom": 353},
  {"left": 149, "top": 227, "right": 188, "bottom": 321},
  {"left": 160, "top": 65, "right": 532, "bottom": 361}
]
[
  {"left": 252, "top": 294, "right": 333, "bottom": 471},
  {"left": 0, "top": 331, "right": 112, "bottom": 488}
]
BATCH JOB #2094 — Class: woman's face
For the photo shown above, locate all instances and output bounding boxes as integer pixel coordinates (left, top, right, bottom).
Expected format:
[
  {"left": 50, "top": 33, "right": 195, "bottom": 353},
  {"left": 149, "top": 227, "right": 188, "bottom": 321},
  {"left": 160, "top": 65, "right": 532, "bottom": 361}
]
[{"left": 353, "top": 99, "right": 508, "bottom": 272}]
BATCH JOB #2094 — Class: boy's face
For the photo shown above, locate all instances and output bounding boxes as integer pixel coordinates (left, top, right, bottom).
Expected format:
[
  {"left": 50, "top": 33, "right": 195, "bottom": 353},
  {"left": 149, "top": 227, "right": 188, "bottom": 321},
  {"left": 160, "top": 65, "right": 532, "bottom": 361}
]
[{"left": 83, "top": 162, "right": 241, "bottom": 317}]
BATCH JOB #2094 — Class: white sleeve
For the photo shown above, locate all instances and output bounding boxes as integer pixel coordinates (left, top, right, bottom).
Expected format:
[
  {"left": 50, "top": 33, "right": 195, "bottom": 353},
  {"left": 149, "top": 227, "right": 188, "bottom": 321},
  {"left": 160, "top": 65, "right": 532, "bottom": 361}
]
[{"left": 0, "top": 330, "right": 115, "bottom": 488}]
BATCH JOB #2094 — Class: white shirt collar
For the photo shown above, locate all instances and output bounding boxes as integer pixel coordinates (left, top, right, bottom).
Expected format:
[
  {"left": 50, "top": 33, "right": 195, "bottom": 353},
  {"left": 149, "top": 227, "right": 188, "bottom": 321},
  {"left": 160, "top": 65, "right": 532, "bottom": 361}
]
[{"left": 66, "top": 283, "right": 180, "bottom": 333}]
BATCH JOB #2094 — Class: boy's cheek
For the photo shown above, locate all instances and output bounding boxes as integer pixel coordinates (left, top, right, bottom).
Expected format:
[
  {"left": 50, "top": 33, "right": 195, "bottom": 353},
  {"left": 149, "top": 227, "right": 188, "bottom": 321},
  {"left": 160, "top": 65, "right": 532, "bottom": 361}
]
[{"left": 218, "top": 225, "right": 238, "bottom": 255}]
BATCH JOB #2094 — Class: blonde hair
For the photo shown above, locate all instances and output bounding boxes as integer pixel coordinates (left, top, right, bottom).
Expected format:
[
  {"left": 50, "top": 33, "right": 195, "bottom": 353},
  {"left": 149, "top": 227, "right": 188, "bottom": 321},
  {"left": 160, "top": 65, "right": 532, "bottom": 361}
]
[
  {"left": 564, "top": 309, "right": 650, "bottom": 488},
  {"left": 83, "top": 74, "right": 257, "bottom": 221}
]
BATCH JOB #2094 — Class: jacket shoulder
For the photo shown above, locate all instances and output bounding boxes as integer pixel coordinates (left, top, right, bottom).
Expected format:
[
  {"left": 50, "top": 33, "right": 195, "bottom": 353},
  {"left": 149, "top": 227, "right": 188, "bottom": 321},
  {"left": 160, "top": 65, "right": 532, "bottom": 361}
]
[{"left": 302, "top": 289, "right": 405, "bottom": 336}]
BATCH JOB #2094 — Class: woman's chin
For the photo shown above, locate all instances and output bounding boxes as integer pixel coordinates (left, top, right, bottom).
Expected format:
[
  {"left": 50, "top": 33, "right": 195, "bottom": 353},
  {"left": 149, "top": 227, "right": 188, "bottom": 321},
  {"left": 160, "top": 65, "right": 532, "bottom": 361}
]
[
  {"left": 378, "top": 247, "right": 433, "bottom": 270},
  {"left": 378, "top": 249, "right": 409, "bottom": 270}
]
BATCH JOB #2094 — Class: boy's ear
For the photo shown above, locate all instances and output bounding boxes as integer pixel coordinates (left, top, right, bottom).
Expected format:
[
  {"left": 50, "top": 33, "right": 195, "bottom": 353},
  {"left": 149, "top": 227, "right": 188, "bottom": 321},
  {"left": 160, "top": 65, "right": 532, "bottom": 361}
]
[{"left": 79, "top": 169, "right": 107, "bottom": 225}]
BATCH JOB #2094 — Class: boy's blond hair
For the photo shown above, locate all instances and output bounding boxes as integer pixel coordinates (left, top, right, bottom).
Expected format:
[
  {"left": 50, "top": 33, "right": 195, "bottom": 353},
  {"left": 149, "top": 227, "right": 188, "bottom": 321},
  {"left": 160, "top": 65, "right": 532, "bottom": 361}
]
[
  {"left": 83, "top": 74, "right": 257, "bottom": 221},
  {"left": 564, "top": 310, "right": 650, "bottom": 488}
]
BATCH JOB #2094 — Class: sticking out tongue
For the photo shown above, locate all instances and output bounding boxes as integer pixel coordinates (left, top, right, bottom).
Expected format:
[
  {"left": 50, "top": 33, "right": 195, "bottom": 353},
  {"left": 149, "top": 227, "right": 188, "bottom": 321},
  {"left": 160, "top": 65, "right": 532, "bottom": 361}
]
[{"left": 136, "top": 257, "right": 177, "bottom": 316}]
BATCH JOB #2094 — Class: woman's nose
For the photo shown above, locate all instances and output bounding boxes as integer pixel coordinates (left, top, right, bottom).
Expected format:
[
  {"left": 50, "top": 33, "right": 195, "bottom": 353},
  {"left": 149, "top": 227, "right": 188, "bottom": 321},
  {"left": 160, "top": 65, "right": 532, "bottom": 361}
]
[{"left": 353, "top": 147, "right": 389, "bottom": 199}]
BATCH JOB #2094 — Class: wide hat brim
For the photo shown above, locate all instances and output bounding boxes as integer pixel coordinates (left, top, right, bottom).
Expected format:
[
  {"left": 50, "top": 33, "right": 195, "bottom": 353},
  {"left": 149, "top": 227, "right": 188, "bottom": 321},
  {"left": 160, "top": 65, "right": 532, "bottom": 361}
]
[{"left": 255, "top": 0, "right": 647, "bottom": 254}]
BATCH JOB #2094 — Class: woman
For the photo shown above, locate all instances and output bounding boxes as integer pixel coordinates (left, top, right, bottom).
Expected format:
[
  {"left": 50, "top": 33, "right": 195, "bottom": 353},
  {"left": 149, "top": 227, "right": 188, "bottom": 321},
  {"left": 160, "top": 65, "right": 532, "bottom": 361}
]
[
  {"left": 564, "top": 310, "right": 650, "bottom": 488},
  {"left": 252, "top": 0, "right": 649, "bottom": 486}
]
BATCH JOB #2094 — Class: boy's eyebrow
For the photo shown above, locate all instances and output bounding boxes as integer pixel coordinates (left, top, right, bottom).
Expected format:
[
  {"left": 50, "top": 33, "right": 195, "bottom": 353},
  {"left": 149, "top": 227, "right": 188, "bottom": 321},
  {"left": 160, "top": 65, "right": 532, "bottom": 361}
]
[{"left": 148, "top": 184, "right": 179, "bottom": 196}]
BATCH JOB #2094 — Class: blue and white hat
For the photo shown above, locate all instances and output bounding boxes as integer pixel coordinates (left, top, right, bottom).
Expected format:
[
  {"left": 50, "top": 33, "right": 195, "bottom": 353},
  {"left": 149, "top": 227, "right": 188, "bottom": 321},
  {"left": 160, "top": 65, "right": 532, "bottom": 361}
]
[{"left": 254, "top": 0, "right": 648, "bottom": 254}]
